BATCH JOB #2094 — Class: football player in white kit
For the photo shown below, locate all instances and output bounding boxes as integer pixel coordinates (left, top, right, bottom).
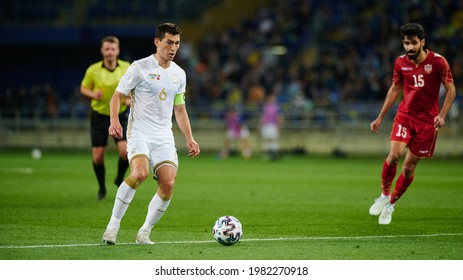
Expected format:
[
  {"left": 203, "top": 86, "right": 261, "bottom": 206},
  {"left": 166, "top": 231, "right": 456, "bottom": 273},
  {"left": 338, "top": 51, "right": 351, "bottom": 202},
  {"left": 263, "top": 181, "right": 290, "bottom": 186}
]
[{"left": 103, "top": 23, "right": 200, "bottom": 245}]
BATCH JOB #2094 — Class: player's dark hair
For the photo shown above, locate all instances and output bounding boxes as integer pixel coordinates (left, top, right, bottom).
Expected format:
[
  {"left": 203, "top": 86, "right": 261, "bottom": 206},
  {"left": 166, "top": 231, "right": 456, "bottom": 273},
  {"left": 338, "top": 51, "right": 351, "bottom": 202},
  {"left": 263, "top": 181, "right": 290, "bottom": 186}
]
[
  {"left": 400, "top": 23, "right": 425, "bottom": 40},
  {"left": 156, "top": 23, "right": 182, "bottom": 40}
]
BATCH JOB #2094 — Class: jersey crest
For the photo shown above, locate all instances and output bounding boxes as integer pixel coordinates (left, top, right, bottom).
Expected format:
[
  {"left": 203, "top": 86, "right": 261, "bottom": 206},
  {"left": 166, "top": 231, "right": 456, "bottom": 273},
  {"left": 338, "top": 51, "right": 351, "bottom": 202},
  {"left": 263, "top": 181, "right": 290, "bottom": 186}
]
[
  {"left": 424, "top": 64, "right": 432, "bottom": 74},
  {"left": 149, "top": 73, "right": 161, "bottom": 80},
  {"left": 171, "top": 74, "right": 180, "bottom": 84}
]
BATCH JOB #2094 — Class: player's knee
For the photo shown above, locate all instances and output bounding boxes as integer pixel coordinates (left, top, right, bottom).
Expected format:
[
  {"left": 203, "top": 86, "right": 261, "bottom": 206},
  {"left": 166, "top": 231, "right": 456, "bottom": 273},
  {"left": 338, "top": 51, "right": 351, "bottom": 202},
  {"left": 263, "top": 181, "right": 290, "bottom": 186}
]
[
  {"left": 92, "top": 154, "right": 104, "bottom": 164},
  {"left": 158, "top": 178, "right": 175, "bottom": 198},
  {"left": 159, "top": 178, "right": 175, "bottom": 190},
  {"left": 129, "top": 169, "right": 150, "bottom": 184},
  {"left": 387, "top": 152, "right": 402, "bottom": 164}
]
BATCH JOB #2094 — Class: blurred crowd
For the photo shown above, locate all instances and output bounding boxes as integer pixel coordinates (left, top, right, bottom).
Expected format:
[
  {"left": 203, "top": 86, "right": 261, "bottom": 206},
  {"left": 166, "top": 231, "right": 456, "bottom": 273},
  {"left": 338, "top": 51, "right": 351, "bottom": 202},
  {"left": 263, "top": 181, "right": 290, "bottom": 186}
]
[
  {"left": 181, "top": 0, "right": 463, "bottom": 119},
  {"left": 1, "top": 0, "right": 462, "bottom": 123},
  {"left": 0, "top": 84, "right": 89, "bottom": 120}
]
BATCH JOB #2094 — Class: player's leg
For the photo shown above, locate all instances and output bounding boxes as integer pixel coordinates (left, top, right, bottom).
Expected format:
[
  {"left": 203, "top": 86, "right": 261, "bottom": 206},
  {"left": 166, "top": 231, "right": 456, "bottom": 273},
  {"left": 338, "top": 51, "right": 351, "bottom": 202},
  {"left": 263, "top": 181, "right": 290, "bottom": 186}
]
[
  {"left": 137, "top": 146, "right": 178, "bottom": 244},
  {"left": 136, "top": 165, "right": 177, "bottom": 244},
  {"left": 91, "top": 111, "right": 110, "bottom": 200},
  {"left": 92, "top": 147, "right": 106, "bottom": 200},
  {"left": 240, "top": 127, "right": 251, "bottom": 159},
  {"left": 114, "top": 139, "right": 129, "bottom": 187},
  {"left": 113, "top": 112, "right": 129, "bottom": 187},
  {"left": 103, "top": 154, "right": 150, "bottom": 245},
  {"left": 261, "top": 125, "right": 271, "bottom": 159},
  {"left": 380, "top": 150, "right": 421, "bottom": 224},
  {"left": 382, "top": 141, "right": 407, "bottom": 194},
  {"left": 91, "top": 143, "right": 106, "bottom": 200},
  {"left": 369, "top": 141, "right": 406, "bottom": 215},
  {"left": 391, "top": 151, "right": 420, "bottom": 204},
  {"left": 221, "top": 129, "right": 236, "bottom": 159},
  {"left": 379, "top": 152, "right": 420, "bottom": 224},
  {"left": 268, "top": 124, "right": 280, "bottom": 160},
  {"left": 380, "top": 122, "right": 436, "bottom": 224},
  {"left": 379, "top": 150, "right": 421, "bottom": 225}
]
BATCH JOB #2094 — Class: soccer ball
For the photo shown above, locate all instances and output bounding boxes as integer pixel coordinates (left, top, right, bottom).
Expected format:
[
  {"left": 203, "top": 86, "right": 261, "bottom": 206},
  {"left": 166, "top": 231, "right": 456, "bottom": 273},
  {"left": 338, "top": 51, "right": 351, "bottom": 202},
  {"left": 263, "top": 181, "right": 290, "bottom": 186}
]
[
  {"left": 212, "top": 215, "right": 242, "bottom": 246},
  {"left": 31, "top": 148, "right": 42, "bottom": 160}
]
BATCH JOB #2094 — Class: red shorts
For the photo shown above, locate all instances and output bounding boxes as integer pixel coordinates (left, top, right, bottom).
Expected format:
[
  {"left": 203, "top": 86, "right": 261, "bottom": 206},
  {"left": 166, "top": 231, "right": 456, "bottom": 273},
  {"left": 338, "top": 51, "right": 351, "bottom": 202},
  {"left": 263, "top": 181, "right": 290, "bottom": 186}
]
[{"left": 389, "top": 115, "right": 438, "bottom": 158}]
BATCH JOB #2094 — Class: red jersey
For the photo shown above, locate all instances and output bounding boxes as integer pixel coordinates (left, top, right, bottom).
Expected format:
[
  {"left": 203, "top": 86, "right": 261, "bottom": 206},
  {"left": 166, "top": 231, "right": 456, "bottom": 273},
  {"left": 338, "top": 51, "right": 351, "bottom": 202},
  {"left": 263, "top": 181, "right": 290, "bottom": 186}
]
[{"left": 392, "top": 50, "right": 454, "bottom": 124}]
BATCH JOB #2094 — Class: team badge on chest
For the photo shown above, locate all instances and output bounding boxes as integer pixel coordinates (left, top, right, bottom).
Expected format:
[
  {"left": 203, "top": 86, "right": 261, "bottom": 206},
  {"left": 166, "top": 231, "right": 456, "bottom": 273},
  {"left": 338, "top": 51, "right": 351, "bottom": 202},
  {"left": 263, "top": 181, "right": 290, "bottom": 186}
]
[
  {"left": 171, "top": 74, "right": 180, "bottom": 84},
  {"left": 424, "top": 64, "right": 432, "bottom": 74},
  {"left": 149, "top": 73, "right": 161, "bottom": 80}
]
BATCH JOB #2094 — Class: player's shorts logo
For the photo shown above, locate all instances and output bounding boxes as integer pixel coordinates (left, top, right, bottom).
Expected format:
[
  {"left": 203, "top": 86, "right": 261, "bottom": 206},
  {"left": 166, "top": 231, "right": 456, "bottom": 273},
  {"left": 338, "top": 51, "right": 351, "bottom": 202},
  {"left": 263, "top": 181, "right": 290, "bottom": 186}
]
[{"left": 424, "top": 64, "right": 432, "bottom": 74}]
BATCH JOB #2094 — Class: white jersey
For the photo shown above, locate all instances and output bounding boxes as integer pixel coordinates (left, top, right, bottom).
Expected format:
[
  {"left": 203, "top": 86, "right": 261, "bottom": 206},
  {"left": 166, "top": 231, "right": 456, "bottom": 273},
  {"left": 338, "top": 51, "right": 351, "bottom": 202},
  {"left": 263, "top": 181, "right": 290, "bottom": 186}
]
[{"left": 116, "top": 55, "right": 186, "bottom": 141}]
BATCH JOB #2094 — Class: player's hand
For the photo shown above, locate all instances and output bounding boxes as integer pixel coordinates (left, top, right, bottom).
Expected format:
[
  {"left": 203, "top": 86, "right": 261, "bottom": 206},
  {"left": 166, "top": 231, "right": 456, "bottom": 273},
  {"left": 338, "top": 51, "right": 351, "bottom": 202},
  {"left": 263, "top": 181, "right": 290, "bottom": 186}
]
[
  {"left": 108, "top": 122, "right": 123, "bottom": 139},
  {"left": 434, "top": 116, "right": 445, "bottom": 128},
  {"left": 187, "top": 140, "right": 200, "bottom": 158},
  {"left": 94, "top": 90, "right": 103, "bottom": 100},
  {"left": 370, "top": 118, "right": 382, "bottom": 133}
]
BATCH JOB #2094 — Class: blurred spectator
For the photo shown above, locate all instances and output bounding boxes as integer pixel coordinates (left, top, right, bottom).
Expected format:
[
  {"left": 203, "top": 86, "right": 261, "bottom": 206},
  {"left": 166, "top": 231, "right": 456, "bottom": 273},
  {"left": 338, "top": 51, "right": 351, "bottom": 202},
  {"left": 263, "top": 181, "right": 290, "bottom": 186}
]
[
  {"left": 220, "top": 106, "right": 252, "bottom": 159},
  {"left": 45, "top": 84, "right": 59, "bottom": 118},
  {"left": 260, "top": 94, "right": 283, "bottom": 160}
]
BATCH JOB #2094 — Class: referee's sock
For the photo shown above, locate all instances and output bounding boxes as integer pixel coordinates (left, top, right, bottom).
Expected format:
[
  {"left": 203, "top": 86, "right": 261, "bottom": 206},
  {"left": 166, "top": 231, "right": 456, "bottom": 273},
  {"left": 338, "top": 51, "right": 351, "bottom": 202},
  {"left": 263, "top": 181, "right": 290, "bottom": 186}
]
[
  {"left": 93, "top": 162, "right": 106, "bottom": 192},
  {"left": 115, "top": 157, "right": 129, "bottom": 187}
]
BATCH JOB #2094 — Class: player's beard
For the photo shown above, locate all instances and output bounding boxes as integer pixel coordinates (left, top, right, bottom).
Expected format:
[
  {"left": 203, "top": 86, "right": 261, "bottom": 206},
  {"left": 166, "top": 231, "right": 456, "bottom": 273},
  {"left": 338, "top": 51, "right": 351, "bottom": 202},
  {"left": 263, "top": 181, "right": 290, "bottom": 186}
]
[{"left": 407, "top": 48, "right": 421, "bottom": 60}]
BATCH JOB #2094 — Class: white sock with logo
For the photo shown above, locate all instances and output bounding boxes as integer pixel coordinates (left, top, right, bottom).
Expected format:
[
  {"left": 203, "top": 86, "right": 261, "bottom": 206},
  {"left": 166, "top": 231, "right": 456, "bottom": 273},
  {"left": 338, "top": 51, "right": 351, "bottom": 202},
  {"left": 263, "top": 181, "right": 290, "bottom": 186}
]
[
  {"left": 107, "top": 182, "right": 136, "bottom": 229},
  {"left": 139, "top": 193, "right": 171, "bottom": 232}
]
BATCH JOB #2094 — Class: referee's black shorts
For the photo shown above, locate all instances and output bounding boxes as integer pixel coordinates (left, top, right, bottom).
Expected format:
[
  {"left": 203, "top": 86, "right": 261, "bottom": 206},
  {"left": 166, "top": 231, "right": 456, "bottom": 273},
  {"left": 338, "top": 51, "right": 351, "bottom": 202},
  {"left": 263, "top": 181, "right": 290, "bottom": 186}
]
[{"left": 90, "top": 110, "right": 128, "bottom": 147}]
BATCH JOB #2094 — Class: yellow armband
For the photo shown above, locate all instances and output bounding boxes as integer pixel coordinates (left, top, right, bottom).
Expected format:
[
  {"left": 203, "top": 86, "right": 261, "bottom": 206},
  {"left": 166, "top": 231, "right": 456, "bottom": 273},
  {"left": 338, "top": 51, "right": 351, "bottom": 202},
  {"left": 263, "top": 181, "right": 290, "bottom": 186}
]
[{"left": 174, "top": 93, "right": 186, "bottom": 105}]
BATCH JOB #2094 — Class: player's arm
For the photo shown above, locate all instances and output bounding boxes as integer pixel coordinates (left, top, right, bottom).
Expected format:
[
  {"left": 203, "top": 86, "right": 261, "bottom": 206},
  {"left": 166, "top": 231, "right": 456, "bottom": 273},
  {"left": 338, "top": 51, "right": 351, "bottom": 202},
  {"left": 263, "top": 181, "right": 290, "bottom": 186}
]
[
  {"left": 434, "top": 81, "right": 456, "bottom": 128},
  {"left": 80, "top": 68, "right": 102, "bottom": 100},
  {"left": 108, "top": 91, "right": 124, "bottom": 139},
  {"left": 370, "top": 83, "right": 402, "bottom": 133},
  {"left": 174, "top": 101, "right": 200, "bottom": 158},
  {"left": 108, "top": 63, "right": 138, "bottom": 138},
  {"left": 122, "top": 94, "right": 131, "bottom": 107},
  {"left": 80, "top": 85, "right": 102, "bottom": 100}
]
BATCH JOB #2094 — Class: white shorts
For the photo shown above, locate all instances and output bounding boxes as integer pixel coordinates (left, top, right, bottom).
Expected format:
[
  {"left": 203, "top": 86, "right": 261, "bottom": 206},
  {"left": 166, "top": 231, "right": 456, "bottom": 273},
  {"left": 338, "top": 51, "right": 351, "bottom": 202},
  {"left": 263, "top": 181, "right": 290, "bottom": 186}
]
[
  {"left": 227, "top": 126, "right": 250, "bottom": 140},
  {"left": 127, "top": 139, "right": 178, "bottom": 178},
  {"left": 261, "top": 124, "right": 279, "bottom": 139}
]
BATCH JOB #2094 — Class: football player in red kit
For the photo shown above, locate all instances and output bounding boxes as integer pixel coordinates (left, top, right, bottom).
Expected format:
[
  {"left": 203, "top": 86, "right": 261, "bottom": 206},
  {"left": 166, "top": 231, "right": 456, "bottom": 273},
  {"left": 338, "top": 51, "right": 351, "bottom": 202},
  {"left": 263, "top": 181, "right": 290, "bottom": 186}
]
[{"left": 369, "top": 23, "right": 456, "bottom": 225}]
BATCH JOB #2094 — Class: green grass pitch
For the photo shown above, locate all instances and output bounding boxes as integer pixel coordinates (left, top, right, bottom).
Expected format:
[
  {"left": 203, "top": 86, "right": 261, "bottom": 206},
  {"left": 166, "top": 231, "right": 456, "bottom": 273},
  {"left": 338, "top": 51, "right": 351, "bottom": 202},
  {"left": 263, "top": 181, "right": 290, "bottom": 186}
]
[{"left": 0, "top": 150, "right": 462, "bottom": 260}]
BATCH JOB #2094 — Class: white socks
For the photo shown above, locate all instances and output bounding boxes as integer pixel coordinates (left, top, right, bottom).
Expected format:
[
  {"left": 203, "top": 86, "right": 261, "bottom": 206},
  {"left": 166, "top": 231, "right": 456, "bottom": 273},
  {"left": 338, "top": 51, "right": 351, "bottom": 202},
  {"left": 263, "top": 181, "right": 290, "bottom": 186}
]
[
  {"left": 107, "top": 182, "right": 136, "bottom": 229},
  {"left": 105, "top": 183, "right": 171, "bottom": 235},
  {"left": 139, "top": 193, "right": 171, "bottom": 232}
]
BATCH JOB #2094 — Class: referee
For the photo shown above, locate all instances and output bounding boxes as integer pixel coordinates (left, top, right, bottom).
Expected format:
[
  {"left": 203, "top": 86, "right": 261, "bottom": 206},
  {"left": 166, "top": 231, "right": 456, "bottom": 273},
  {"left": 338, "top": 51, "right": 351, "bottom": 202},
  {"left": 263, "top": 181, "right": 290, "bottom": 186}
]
[{"left": 81, "top": 36, "right": 131, "bottom": 200}]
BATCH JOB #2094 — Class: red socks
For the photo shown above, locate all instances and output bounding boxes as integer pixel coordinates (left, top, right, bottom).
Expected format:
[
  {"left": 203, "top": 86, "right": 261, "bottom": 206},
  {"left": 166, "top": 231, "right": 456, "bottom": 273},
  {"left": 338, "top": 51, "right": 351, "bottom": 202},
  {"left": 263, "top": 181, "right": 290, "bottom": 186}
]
[
  {"left": 381, "top": 160, "right": 397, "bottom": 195},
  {"left": 381, "top": 160, "right": 414, "bottom": 203},
  {"left": 391, "top": 174, "right": 414, "bottom": 204}
]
